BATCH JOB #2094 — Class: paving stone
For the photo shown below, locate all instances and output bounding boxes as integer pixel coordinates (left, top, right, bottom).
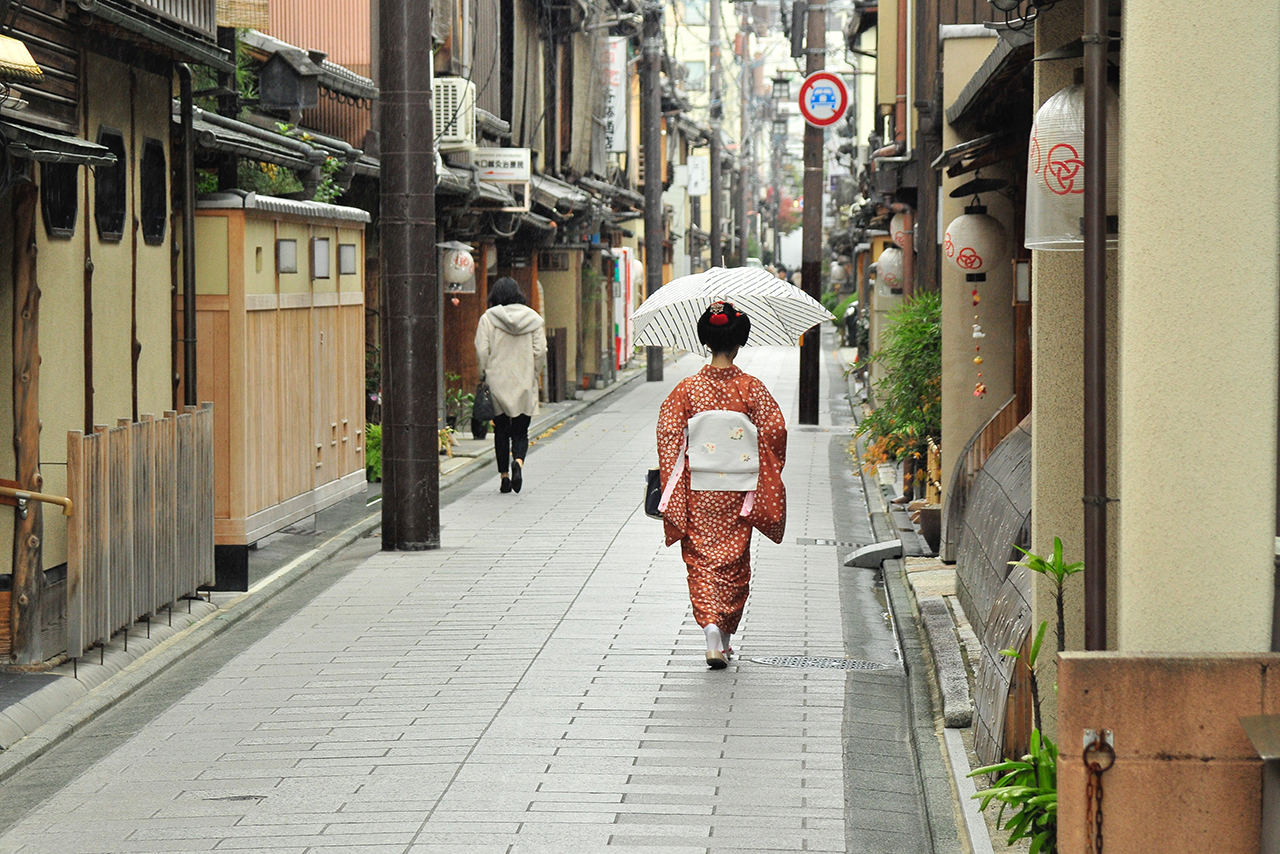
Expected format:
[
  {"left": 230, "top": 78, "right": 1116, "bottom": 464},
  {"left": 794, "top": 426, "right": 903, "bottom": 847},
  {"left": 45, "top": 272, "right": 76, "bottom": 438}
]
[{"left": 0, "top": 346, "right": 954, "bottom": 854}]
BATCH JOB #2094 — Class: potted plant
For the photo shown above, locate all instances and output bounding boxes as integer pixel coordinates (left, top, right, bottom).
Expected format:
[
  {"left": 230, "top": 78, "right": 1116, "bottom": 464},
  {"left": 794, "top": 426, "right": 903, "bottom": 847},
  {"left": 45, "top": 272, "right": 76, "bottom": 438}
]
[{"left": 443, "top": 371, "right": 474, "bottom": 430}]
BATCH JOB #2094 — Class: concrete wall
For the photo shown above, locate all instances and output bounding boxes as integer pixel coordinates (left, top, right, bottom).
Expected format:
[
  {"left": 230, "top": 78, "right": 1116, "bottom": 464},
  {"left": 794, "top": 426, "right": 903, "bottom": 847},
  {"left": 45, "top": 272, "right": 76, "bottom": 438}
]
[
  {"left": 939, "top": 31, "right": 1012, "bottom": 503},
  {"left": 1115, "top": 1, "right": 1280, "bottom": 652},
  {"left": 1059, "top": 653, "right": 1280, "bottom": 853}
]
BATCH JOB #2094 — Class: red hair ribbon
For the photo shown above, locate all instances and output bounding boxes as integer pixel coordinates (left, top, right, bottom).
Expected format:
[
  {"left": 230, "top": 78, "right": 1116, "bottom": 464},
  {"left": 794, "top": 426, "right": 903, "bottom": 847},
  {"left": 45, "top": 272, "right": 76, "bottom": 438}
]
[{"left": 709, "top": 313, "right": 729, "bottom": 326}]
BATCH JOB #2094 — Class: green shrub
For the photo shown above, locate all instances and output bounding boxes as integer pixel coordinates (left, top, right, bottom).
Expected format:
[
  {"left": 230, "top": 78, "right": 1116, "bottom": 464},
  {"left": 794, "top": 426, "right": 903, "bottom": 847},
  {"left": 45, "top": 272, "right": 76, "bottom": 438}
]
[
  {"left": 856, "top": 291, "right": 941, "bottom": 465},
  {"left": 831, "top": 292, "right": 858, "bottom": 325},
  {"left": 365, "top": 423, "right": 382, "bottom": 482}
]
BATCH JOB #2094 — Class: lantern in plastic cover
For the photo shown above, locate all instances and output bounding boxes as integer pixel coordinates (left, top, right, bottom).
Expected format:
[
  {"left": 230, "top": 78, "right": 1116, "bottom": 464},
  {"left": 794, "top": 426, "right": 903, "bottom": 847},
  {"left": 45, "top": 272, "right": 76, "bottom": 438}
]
[
  {"left": 1026, "top": 83, "right": 1119, "bottom": 251},
  {"left": 944, "top": 206, "right": 1007, "bottom": 278},
  {"left": 442, "top": 248, "right": 475, "bottom": 287},
  {"left": 876, "top": 245, "right": 903, "bottom": 291},
  {"left": 889, "top": 212, "right": 910, "bottom": 248}
]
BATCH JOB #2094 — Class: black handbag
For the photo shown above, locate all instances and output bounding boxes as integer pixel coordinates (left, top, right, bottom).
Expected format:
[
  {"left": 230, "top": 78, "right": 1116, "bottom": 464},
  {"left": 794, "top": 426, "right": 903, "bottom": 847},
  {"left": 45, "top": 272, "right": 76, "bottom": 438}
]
[
  {"left": 472, "top": 380, "right": 495, "bottom": 422},
  {"left": 644, "top": 468, "right": 663, "bottom": 520}
]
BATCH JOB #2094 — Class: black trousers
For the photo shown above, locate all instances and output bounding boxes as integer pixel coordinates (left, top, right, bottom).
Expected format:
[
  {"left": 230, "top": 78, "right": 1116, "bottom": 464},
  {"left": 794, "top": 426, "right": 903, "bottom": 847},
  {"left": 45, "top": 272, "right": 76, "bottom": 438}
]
[{"left": 493, "top": 413, "right": 531, "bottom": 474}]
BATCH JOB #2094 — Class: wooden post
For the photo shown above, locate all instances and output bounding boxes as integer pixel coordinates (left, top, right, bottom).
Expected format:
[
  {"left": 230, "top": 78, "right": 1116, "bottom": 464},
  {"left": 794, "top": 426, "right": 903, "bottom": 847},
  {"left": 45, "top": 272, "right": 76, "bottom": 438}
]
[{"left": 11, "top": 183, "right": 43, "bottom": 664}]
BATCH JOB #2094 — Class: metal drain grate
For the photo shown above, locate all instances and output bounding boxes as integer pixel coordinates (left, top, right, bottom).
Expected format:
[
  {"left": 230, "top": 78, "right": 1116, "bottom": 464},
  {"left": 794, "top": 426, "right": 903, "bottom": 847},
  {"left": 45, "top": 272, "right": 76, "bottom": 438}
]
[{"left": 750, "top": 655, "right": 893, "bottom": 671}]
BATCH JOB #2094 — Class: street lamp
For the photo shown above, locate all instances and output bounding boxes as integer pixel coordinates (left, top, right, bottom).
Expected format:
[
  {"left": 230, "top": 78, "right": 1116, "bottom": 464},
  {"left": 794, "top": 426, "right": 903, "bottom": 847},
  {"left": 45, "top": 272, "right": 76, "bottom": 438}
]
[
  {"left": 771, "top": 74, "right": 790, "bottom": 102},
  {"left": 986, "top": 0, "right": 1060, "bottom": 28}
]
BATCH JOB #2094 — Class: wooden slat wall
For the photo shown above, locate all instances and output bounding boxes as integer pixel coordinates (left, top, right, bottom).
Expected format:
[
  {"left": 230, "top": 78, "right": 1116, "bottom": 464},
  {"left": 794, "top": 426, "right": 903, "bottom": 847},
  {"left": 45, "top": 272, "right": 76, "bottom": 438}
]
[
  {"left": 279, "top": 308, "right": 313, "bottom": 501},
  {"left": 9, "top": 0, "right": 79, "bottom": 133},
  {"left": 245, "top": 309, "right": 279, "bottom": 515},
  {"left": 135, "top": 0, "right": 217, "bottom": 37},
  {"left": 340, "top": 304, "right": 364, "bottom": 473},
  {"left": 66, "top": 407, "right": 216, "bottom": 659},
  {"left": 315, "top": 305, "right": 343, "bottom": 486},
  {"left": 301, "top": 96, "right": 372, "bottom": 149},
  {"left": 473, "top": 0, "right": 501, "bottom": 116}
]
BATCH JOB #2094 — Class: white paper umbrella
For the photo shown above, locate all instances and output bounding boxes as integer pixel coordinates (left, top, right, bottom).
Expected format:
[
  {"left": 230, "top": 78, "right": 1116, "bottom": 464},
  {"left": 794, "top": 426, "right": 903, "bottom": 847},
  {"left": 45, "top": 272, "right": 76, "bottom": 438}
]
[{"left": 631, "top": 266, "right": 835, "bottom": 352}]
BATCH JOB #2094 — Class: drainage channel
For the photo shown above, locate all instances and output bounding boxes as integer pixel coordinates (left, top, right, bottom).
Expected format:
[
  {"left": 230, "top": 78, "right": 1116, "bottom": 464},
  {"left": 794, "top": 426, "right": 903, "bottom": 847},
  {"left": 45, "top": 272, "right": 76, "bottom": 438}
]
[{"left": 749, "top": 655, "right": 897, "bottom": 671}]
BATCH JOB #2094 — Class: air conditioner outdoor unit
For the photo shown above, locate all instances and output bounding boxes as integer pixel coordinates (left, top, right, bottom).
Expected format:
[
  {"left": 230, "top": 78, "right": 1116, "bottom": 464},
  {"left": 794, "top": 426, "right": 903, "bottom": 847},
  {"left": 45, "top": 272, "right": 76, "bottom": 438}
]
[{"left": 433, "top": 77, "right": 476, "bottom": 149}]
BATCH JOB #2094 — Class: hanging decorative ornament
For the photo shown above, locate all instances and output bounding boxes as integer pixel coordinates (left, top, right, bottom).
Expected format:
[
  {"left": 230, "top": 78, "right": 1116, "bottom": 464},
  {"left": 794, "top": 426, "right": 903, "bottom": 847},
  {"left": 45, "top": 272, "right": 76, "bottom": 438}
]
[
  {"left": 974, "top": 381, "right": 986, "bottom": 398},
  {"left": 974, "top": 355, "right": 984, "bottom": 365},
  {"left": 972, "top": 289, "right": 981, "bottom": 306},
  {"left": 1026, "top": 83, "right": 1120, "bottom": 250},
  {"left": 889, "top": 212, "right": 910, "bottom": 248},
  {"left": 442, "top": 247, "right": 476, "bottom": 291},
  {"left": 876, "top": 245, "right": 904, "bottom": 292},
  {"left": 945, "top": 204, "right": 1007, "bottom": 282},
  {"left": 972, "top": 324, "right": 985, "bottom": 338}
]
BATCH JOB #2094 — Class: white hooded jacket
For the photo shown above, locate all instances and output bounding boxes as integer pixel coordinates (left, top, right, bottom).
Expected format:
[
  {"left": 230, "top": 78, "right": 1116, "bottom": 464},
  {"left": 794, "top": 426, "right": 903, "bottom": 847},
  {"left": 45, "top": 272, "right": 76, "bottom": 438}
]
[{"left": 475, "top": 303, "right": 547, "bottom": 418}]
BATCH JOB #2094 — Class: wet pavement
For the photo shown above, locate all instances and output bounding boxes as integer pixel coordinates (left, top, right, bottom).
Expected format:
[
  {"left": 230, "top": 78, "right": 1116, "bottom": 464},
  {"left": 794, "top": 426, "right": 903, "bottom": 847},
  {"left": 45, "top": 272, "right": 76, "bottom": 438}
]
[{"left": 0, "top": 334, "right": 960, "bottom": 853}]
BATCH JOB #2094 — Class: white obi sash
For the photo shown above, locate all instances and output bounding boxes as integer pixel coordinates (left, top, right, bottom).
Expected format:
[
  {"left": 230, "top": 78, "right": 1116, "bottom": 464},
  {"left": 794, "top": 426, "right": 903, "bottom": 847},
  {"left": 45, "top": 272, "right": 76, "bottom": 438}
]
[{"left": 658, "top": 410, "right": 759, "bottom": 517}]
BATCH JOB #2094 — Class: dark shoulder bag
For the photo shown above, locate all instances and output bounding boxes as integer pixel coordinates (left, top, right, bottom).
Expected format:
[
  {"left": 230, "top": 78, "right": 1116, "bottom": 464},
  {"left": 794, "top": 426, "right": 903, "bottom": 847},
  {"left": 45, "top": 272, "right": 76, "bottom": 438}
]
[
  {"left": 644, "top": 468, "right": 663, "bottom": 519},
  {"left": 473, "top": 380, "right": 495, "bottom": 422}
]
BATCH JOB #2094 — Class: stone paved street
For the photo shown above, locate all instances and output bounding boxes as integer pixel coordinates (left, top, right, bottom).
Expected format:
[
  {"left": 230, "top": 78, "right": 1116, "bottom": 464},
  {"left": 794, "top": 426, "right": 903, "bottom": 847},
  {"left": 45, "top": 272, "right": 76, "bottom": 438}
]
[{"left": 0, "top": 343, "right": 949, "bottom": 854}]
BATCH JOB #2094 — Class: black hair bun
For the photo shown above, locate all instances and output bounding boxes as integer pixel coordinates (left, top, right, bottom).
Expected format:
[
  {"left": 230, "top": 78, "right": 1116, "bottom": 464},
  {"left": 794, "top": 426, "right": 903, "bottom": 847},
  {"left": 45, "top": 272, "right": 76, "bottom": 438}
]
[{"left": 697, "top": 300, "right": 751, "bottom": 352}]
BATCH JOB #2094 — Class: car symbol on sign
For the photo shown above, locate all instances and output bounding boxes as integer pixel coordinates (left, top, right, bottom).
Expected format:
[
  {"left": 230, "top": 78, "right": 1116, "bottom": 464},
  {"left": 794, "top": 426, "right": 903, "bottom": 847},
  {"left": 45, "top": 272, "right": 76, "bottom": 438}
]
[{"left": 810, "top": 85, "right": 838, "bottom": 109}]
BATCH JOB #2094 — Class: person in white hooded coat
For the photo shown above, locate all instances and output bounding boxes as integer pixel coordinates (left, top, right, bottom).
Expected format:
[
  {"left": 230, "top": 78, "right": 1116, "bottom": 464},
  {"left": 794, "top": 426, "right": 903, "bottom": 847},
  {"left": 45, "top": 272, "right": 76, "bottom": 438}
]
[{"left": 475, "top": 277, "right": 547, "bottom": 493}]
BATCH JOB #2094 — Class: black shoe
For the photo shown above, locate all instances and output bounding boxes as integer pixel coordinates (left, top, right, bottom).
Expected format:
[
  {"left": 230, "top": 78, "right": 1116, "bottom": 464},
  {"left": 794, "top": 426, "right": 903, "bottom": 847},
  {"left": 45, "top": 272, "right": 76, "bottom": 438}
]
[
  {"left": 510, "top": 461, "right": 522, "bottom": 493},
  {"left": 500, "top": 477, "right": 512, "bottom": 494}
]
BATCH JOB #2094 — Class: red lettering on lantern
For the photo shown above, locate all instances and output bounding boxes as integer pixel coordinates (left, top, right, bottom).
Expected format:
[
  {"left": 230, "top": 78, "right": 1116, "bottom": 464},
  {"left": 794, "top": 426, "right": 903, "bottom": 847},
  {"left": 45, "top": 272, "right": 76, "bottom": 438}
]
[
  {"left": 1029, "top": 132, "right": 1042, "bottom": 175},
  {"left": 1045, "top": 143, "right": 1084, "bottom": 195},
  {"left": 943, "top": 232, "right": 954, "bottom": 258}
]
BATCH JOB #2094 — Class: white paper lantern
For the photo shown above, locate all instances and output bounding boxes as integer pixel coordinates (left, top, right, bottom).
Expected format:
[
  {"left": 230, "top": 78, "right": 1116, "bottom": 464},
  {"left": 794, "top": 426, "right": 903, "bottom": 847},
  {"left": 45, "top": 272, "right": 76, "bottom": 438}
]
[
  {"left": 876, "top": 245, "right": 903, "bottom": 291},
  {"left": 944, "top": 206, "right": 1007, "bottom": 276},
  {"left": 442, "top": 248, "right": 475, "bottom": 284},
  {"left": 1026, "top": 83, "right": 1119, "bottom": 251},
  {"left": 889, "top": 212, "right": 910, "bottom": 248}
]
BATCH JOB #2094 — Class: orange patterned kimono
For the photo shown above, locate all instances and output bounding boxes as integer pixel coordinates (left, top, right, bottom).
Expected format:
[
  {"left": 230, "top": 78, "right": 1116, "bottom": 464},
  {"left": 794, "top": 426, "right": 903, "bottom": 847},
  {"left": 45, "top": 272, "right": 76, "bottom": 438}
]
[{"left": 657, "top": 365, "right": 787, "bottom": 634}]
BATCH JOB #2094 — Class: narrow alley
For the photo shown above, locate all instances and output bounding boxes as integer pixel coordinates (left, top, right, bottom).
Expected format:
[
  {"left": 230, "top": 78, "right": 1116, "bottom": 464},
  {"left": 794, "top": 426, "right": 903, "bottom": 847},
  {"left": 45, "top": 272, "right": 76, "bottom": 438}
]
[{"left": 0, "top": 341, "right": 953, "bottom": 853}]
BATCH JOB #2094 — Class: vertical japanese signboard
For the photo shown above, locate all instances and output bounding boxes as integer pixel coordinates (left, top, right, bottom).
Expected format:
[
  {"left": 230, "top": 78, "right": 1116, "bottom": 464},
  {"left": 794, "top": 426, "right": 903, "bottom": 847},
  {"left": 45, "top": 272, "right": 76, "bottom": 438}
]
[{"left": 603, "top": 37, "right": 628, "bottom": 153}]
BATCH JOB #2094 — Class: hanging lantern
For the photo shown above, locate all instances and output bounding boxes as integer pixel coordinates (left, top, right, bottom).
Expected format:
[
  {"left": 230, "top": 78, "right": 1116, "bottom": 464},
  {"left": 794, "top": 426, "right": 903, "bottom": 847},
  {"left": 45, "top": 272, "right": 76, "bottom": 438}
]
[
  {"left": 944, "top": 205, "right": 1007, "bottom": 280},
  {"left": 889, "top": 212, "right": 910, "bottom": 248},
  {"left": 442, "top": 247, "right": 475, "bottom": 292},
  {"left": 876, "top": 245, "right": 904, "bottom": 292},
  {"left": 1026, "top": 83, "right": 1120, "bottom": 251}
]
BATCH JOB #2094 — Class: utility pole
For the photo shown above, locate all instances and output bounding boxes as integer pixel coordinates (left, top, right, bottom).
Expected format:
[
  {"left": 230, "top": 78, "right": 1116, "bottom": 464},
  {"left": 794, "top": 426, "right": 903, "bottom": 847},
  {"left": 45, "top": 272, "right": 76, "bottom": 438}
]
[
  {"left": 737, "top": 13, "right": 750, "bottom": 265},
  {"left": 798, "top": 1, "right": 823, "bottom": 425},
  {"left": 642, "top": 2, "right": 664, "bottom": 382},
  {"left": 380, "top": 0, "right": 440, "bottom": 550},
  {"left": 708, "top": 0, "right": 723, "bottom": 266}
]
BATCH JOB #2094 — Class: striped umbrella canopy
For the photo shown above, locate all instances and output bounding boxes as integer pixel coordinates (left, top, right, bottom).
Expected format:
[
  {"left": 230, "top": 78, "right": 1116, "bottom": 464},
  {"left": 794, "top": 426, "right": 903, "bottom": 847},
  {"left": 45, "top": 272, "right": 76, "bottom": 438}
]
[{"left": 632, "top": 266, "right": 835, "bottom": 352}]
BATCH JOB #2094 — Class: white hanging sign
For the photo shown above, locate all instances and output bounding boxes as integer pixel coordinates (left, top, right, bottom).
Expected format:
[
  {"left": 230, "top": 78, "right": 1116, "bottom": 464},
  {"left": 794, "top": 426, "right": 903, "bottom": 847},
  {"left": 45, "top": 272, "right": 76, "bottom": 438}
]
[
  {"left": 603, "top": 37, "right": 629, "bottom": 153},
  {"left": 687, "top": 154, "right": 710, "bottom": 196}
]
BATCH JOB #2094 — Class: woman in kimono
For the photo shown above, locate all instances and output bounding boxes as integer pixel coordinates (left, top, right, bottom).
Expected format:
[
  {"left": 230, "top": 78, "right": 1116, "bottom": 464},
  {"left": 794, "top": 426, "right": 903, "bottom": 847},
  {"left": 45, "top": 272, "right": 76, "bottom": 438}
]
[{"left": 657, "top": 301, "right": 787, "bottom": 669}]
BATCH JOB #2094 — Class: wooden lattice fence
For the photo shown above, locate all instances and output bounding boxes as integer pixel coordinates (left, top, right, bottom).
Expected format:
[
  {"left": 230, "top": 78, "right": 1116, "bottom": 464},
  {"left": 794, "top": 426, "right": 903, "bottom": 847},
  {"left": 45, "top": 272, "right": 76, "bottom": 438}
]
[{"left": 66, "top": 404, "right": 215, "bottom": 659}]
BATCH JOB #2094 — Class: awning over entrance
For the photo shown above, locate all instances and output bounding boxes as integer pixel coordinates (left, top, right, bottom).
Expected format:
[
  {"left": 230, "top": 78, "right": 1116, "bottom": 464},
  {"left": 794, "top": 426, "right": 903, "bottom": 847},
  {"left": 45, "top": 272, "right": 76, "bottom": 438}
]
[
  {"left": 945, "top": 26, "right": 1034, "bottom": 132},
  {"left": 530, "top": 173, "right": 591, "bottom": 215},
  {"left": 931, "top": 130, "right": 1023, "bottom": 178},
  {"left": 0, "top": 121, "right": 117, "bottom": 166}
]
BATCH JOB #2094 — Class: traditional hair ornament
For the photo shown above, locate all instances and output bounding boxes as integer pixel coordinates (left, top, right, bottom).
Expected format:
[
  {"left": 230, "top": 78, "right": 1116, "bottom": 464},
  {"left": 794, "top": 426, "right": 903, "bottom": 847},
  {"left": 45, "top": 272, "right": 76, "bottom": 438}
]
[{"left": 708, "top": 301, "right": 732, "bottom": 326}]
